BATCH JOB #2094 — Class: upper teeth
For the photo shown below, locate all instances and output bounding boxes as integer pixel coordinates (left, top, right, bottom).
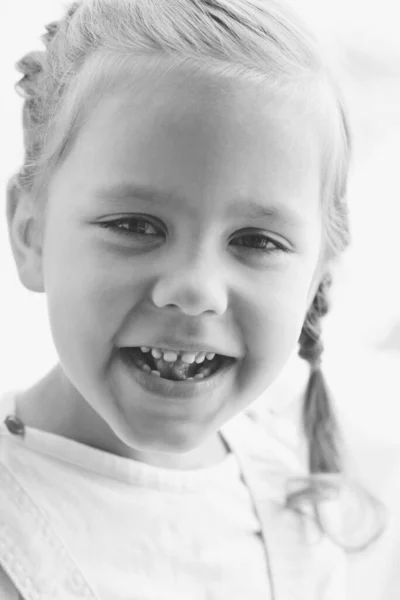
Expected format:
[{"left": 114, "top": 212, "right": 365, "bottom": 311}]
[
  {"left": 179, "top": 352, "right": 198, "bottom": 364},
  {"left": 140, "top": 347, "right": 216, "bottom": 364},
  {"left": 162, "top": 351, "right": 179, "bottom": 362},
  {"left": 195, "top": 352, "right": 206, "bottom": 364}
]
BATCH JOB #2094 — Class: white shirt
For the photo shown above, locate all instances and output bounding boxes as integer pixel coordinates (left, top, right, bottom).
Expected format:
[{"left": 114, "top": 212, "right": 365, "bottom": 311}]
[
  {"left": 0, "top": 391, "right": 270, "bottom": 600},
  {"left": 0, "top": 390, "right": 347, "bottom": 599}
]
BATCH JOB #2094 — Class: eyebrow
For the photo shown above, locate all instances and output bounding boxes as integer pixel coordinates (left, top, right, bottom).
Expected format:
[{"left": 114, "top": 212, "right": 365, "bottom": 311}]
[{"left": 93, "top": 182, "right": 303, "bottom": 226}]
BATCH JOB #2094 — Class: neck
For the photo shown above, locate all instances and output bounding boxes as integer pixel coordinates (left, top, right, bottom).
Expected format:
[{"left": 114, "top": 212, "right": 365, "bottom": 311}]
[{"left": 15, "top": 364, "right": 230, "bottom": 470}]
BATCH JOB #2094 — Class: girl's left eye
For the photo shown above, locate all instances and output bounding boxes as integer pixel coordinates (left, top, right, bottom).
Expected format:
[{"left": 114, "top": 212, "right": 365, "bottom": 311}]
[
  {"left": 231, "top": 231, "right": 291, "bottom": 255},
  {"left": 99, "top": 217, "right": 163, "bottom": 238}
]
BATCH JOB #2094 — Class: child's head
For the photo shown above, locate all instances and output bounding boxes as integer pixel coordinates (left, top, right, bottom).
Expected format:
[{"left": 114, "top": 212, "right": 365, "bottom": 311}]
[{"left": 7, "top": 0, "right": 350, "bottom": 464}]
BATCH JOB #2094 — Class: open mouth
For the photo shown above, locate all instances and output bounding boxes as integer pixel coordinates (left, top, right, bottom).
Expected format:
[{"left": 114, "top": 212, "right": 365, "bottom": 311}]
[{"left": 124, "top": 347, "right": 234, "bottom": 382}]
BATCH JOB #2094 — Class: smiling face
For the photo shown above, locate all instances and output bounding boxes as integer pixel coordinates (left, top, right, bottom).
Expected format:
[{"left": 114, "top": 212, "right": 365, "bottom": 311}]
[{"left": 29, "top": 60, "right": 325, "bottom": 456}]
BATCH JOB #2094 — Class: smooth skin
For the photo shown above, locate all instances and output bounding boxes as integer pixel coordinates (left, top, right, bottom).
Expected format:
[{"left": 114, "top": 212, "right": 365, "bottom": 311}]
[{"left": 7, "top": 59, "right": 327, "bottom": 469}]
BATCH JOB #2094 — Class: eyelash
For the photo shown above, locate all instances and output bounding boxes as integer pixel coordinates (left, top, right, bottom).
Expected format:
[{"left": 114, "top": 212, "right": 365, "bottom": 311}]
[
  {"left": 230, "top": 231, "right": 291, "bottom": 255},
  {"left": 99, "top": 217, "right": 291, "bottom": 255},
  {"left": 100, "top": 217, "right": 161, "bottom": 237}
]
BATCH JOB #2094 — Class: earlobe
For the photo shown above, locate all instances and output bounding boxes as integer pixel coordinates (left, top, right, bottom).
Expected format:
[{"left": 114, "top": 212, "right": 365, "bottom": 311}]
[{"left": 6, "top": 177, "right": 45, "bottom": 293}]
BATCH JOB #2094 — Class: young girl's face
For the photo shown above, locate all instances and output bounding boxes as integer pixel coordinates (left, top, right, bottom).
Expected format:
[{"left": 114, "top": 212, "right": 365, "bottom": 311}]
[{"left": 38, "top": 59, "right": 324, "bottom": 453}]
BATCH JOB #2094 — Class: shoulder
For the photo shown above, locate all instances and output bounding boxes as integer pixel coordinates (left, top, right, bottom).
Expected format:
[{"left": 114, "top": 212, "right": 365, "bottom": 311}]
[
  {"left": 0, "top": 391, "right": 19, "bottom": 423},
  {"left": 0, "top": 565, "right": 20, "bottom": 600},
  {"left": 0, "top": 393, "right": 23, "bottom": 598},
  {"left": 0, "top": 391, "right": 20, "bottom": 459},
  {"left": 236, "top": 408, "right": 349, "bottom": 598}
]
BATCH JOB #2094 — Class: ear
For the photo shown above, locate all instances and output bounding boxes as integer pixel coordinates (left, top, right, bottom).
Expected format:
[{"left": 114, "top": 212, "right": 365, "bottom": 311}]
[{"left": 6, "top": 176, "right": 45, "bottom": 293}]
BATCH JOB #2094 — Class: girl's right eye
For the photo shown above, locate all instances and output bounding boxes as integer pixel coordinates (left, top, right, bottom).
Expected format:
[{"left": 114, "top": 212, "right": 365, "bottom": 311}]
[{"left": 99, "top": 217, "right": 165, "bottom": 239}]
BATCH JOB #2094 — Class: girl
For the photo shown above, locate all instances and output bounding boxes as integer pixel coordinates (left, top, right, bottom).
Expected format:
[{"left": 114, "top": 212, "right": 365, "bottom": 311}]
[{"left": 1, "top": 0, "right": 383, "bottom": 598}]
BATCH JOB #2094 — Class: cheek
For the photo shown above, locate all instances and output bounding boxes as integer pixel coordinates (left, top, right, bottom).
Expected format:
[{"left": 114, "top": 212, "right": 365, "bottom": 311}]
[
  {"left": 42, "top": 222, "right": 144, "bottom": 358},
  {"left": 240, "top": 269, "right": 312, "bottom": 368}
]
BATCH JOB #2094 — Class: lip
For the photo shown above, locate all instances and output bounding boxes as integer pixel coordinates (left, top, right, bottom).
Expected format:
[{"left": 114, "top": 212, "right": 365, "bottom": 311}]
[{"left": 121, "top": 349, "right": 237, "bottom": 400}]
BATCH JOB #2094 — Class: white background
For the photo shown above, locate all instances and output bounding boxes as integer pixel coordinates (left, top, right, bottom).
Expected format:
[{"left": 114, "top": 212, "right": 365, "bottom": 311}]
[{"left": 0, "top": 1, "right": 399, "bottom": 598}]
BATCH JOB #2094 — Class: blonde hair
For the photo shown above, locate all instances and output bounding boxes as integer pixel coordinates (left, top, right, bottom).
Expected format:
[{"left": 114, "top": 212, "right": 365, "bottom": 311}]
[
  {"left": 11, "top": 0, "right": 383, "bottom": 549},
  {"left": 17, "top": 0, "right": 349, "bottom": 254}
]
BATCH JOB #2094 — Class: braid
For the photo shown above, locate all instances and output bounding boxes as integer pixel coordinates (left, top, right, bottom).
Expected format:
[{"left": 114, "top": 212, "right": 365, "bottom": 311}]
[
  {"left": 293, "top": 282, "right": 387, "bottom": 551},
  {"left": 298, "top": 273, "right": 342, "bottom": 474},
  {"left": 14, "top": 2, "right": 81, "bottom": 192},
  {"left": 16, "top": 51, "right": 46, "bottom": 189}
]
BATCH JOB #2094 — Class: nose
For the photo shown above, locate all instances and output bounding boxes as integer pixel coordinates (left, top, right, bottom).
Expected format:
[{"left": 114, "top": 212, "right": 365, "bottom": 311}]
[{"left": 151, "top": 254, "right": 228, "bottom": 317}]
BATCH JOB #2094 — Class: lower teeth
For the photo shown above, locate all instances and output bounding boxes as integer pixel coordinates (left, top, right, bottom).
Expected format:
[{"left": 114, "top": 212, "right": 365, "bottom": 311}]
[
  {"left": 138, "top": 358, "right": 216, "bottom": 381},
  {"left": 144, "top": 368, "right": 211, "bottom": 381}
]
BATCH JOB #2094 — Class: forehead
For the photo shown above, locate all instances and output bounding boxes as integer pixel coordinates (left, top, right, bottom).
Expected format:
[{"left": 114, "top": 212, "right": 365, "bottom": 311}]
[
  {"left": 88, "top": 57, "right": 322, "bottom": 157},
  {"left": 54, "top": 58, "right": 323, "bottom": 220}
]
